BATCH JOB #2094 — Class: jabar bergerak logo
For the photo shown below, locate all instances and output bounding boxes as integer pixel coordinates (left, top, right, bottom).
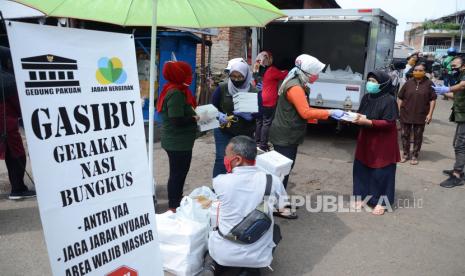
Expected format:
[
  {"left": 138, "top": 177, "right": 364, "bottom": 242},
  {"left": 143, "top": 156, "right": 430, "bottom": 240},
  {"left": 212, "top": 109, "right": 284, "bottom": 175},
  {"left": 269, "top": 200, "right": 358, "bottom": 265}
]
[
  {"left": 21, "top": 54, "right": 81, "bottom": 96},
  {"left": 92, "top": 57, "right": 134, "bottom": 92}
]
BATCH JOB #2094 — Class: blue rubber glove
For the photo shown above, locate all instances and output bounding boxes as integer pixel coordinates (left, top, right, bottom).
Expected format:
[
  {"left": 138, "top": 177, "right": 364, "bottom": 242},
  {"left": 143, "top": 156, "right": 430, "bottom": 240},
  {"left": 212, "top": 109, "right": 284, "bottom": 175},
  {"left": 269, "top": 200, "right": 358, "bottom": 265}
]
[
  {"left": 256, "top": 82, "right": 263, "bottom": 91},
  {"left": 432, "top": 85, "right": 450, "bottom": 95},
  {"left": 217, "top": 112, "right": 228, "bottom": 124},
  {"left": 233, "top": 111, "right": 253, "bottom": 121},
  {"left": 329, "top": 109, "right": 345, "bottom": 120}
]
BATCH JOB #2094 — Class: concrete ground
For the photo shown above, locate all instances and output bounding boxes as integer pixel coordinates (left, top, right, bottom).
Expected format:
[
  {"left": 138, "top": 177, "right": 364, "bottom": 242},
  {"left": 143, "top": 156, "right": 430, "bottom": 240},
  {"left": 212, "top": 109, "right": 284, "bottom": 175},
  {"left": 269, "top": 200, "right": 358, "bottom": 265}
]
[{"left": 1, "top": 98, "right": 464, "bottom": 276}]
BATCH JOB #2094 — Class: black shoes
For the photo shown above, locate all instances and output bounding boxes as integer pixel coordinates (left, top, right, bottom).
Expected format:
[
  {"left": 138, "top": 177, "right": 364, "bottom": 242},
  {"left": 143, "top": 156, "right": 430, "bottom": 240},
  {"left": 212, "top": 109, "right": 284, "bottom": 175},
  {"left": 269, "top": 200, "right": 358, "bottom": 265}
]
[
  {"left": 442, "top": 169, "right": 464, "bottom": 178},
  {"left": 8, "top": 190, "right": 36, "bottom": 200},
  {"left": 238, "top": 268, "right": 261, "bottom": 276},
  {"left": 200, "top": 253, "right": 219, "bottom": 276},
  {"left": 440, "top": 175, "right": 464, "bottom": 188}
]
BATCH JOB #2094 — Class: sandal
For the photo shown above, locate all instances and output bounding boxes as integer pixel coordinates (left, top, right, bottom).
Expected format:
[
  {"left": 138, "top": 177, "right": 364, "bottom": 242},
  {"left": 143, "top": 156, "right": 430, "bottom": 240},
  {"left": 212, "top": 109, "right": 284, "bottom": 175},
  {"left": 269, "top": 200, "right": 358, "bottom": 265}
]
[
  {"left": 284, "top": 204, "right": 299, "bottom": 210},
  {"left": 410, "top": 158, "right": 419, "bottom": 165},
  {"left": 400, "top": 155, "right": 409, "bottom": 163},
  {"left": 273, "top": 208, "right": 298, "bottom": 219},
  {"left": 371, "top": 205, "right": 386, "bottom": 216}
]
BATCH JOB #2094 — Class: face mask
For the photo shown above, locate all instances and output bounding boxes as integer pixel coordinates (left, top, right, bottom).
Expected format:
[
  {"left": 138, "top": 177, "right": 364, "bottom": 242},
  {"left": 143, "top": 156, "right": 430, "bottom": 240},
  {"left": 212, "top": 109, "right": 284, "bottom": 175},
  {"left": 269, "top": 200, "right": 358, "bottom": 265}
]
[
  {"left": 451, "top": 68, "right": 461, "bottom": 78},
  {"left": 309, "top": 74, "right": 319, "bottom": 84},
  {"left": 366, "top": 81, "right": 381, "bottom": 94},
  {"left": 412, "top": 71, "right": 425, "bottom": 79},
  {"left": 223, "top": 156, "right": 236, "bottom": 173},
  {"left": 231, "top": 79, "right": 246, "bottom": 88}
]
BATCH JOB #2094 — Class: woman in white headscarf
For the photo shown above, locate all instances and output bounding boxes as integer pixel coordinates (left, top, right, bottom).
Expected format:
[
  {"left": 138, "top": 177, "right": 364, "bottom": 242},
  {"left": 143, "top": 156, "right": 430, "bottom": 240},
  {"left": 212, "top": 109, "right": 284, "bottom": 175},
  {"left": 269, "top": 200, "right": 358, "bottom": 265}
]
[
  {"left": 211, "top": 61, "right": 258, "bottom": 177},
  {"left": 269, "top": 54, "right": 345, "bottom": 219}
]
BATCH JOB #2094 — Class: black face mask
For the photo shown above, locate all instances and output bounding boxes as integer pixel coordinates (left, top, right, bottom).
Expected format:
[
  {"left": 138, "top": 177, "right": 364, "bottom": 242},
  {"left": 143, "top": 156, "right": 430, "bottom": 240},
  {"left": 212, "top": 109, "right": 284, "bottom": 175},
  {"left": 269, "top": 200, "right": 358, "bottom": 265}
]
[
  {"left": 451, "top": 68, "right": 462, "bottom": 78},
  {"left": 231, "top": 79, "right": 246, "bottom": 88}
]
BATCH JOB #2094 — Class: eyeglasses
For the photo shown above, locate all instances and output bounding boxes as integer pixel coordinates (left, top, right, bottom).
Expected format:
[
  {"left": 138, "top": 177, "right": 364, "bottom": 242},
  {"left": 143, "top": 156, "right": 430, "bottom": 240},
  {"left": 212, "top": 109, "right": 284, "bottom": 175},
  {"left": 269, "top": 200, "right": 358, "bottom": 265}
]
[
  {"left": 296, "top": 66, "right": 311, "bottom": 77},
  {"left": 229, "top": 75, "right": 245, "bottom": 81}
]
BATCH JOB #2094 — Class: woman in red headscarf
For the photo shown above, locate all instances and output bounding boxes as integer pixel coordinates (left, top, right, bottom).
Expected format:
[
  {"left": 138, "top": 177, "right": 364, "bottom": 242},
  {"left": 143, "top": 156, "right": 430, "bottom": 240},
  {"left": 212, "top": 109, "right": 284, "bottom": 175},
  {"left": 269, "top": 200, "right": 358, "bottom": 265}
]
[{"left": 157, "top": 61, "right": 198, "bottom": 211}]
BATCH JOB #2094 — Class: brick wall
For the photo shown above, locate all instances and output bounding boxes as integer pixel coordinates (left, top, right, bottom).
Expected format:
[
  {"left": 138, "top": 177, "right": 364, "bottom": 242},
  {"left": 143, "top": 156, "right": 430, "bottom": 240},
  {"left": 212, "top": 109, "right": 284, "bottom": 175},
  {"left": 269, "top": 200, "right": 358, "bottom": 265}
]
[
  {"left": 196, "top": 27, "right": 248, "bottom": 75},
  {"left": 211, "top": 28, "right": 234, "bottom": 74},
  {"left": 228, "top": 28, "right": 247, "bottom": 64}
]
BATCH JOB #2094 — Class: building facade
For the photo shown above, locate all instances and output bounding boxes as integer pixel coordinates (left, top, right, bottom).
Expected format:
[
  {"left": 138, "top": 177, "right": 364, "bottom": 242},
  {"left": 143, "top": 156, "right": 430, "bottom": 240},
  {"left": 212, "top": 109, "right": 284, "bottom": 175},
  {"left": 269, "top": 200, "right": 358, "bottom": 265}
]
[{"left": 404, "top": 10, "right": 465, "bottom": 56}]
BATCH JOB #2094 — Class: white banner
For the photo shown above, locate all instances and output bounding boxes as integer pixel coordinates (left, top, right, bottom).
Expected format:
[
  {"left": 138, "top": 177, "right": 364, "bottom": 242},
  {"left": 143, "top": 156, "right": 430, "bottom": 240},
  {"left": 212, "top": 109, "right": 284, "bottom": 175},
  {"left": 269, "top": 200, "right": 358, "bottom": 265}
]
[{"left": 6, "top": 21, "right": 163, "bottom": 276}]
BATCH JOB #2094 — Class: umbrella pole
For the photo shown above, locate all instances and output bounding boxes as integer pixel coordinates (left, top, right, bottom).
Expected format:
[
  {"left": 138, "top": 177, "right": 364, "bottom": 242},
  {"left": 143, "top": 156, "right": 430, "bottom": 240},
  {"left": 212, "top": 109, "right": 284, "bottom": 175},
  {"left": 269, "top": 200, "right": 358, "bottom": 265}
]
[{"left": 148, "top": 0, "right": 158, "bottom": 197}]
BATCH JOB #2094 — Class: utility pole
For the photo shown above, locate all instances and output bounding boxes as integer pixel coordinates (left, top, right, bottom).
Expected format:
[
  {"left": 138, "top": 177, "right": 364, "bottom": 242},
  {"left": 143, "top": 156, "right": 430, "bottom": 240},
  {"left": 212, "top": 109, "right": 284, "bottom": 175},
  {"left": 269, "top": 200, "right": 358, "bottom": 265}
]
[{"left": 460, "top": 16, "right": 465, "bottom": 52}]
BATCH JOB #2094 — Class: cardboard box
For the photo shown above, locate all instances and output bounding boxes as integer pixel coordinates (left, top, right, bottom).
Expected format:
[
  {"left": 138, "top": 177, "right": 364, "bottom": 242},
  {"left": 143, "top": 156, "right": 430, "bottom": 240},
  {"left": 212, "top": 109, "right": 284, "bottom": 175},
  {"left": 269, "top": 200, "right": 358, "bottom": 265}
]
[{"left": 256, "top": 150, "right": 293, "bottom": 178}]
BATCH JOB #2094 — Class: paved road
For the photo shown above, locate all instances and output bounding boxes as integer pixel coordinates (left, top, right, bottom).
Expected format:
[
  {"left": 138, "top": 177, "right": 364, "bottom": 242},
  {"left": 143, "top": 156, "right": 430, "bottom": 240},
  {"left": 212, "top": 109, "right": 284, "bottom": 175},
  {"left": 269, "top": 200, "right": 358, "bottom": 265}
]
[{"left": 1, "top": 98, "right": 464, "bottom": 276}]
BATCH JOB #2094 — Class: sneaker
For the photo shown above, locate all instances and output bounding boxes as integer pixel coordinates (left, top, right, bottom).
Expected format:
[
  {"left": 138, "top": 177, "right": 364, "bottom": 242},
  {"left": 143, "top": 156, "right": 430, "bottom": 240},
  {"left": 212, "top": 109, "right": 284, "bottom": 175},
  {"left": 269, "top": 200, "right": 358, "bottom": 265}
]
[
  {"left": 9, "top": 190, "right": 36, "bottom": 200},
  {"left": 442, "top": 170, "right": 465, "bottom": 179},
  {"left": 200, "top": 253, "right": 218, "bottom": 276},
  {"left": 439, "top": 175, "right": 464, "bottom": 188}
]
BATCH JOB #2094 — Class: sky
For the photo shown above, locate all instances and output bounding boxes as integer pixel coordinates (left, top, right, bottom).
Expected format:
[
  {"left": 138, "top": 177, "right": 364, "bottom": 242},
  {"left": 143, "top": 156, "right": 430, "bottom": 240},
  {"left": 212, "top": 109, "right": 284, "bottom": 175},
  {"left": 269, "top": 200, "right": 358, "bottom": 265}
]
[{"left": 337, "top": 0, "right": 465, "bottom": 42}]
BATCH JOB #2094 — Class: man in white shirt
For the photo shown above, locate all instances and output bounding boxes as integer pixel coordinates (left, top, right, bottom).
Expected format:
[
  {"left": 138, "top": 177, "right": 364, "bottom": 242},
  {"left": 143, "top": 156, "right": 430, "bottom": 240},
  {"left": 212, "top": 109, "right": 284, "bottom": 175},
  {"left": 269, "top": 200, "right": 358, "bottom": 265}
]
[{"left": 203, "top": 135, "right": 287, "bottom": 276}]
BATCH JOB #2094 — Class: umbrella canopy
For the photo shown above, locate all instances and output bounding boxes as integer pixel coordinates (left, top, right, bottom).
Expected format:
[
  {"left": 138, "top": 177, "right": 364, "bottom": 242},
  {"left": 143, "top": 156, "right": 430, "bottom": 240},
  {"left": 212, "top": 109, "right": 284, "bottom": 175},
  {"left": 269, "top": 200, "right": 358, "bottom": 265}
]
[
  {"left": 9, "top": 0, "right": 284, "bottom": 28},
  {"left": 8, "top": 0, "right": 284, "bottom": 198}
]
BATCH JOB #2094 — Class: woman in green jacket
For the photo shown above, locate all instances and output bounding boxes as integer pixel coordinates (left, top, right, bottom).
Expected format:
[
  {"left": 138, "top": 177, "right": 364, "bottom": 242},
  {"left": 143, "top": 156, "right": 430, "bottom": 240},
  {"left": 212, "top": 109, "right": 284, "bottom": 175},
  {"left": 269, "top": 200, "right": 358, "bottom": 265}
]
[{"left": 157, "top": 61, "right": 198, "bottom": 211}]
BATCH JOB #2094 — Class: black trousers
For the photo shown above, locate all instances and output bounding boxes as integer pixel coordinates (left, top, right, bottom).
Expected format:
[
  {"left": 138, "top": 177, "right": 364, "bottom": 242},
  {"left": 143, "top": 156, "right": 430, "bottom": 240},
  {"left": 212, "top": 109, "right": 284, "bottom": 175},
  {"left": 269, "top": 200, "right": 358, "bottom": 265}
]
[
  {"left": 5, "top": 146, "right": 27, "bottom": 193},
  {"left": 165, "top": 150, "right": 192, "bottom": 208},
  {"left": 255, "top": 107, "right": 275, "bottom": 149},
  {"left": 453, "top": 123, "right": 465, "bottom": 173},
  {"left": 273, "top": 144, "right": 298, "bottom": 189}
]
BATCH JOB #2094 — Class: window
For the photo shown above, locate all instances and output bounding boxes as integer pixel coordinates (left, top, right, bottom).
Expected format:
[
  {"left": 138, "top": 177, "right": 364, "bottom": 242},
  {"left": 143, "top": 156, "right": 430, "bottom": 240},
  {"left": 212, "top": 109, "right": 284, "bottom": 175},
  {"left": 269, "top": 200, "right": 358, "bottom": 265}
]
[
  {"left": 49, "top": 71, "right": 57, "bottom": 80},
  {"left": 67, "top": 71, "right": 74, "bottom": 80},
  {"left": 29, "top": 71, "right": 37, "bottom": 80},
  {"left": 39, "top": 71, "right": 46, "bottom": 80},
  {"left": 58, "top": 71, "right": 65, "bottom": 80}
]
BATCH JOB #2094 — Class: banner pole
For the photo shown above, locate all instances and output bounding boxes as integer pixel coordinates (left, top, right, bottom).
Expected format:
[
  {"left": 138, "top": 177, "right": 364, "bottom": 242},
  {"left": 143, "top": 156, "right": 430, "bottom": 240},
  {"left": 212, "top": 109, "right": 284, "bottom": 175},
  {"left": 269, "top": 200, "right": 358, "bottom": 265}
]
[{"left": 148, "top": 0, "right": 158, "bottom": 198}]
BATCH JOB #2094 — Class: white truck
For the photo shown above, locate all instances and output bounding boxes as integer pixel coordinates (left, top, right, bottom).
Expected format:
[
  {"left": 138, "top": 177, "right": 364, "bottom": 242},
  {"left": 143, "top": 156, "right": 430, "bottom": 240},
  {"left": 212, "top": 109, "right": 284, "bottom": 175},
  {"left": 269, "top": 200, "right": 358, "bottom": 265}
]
[{"left": 252, "top": 8, "right": 397, "bottom": 111}]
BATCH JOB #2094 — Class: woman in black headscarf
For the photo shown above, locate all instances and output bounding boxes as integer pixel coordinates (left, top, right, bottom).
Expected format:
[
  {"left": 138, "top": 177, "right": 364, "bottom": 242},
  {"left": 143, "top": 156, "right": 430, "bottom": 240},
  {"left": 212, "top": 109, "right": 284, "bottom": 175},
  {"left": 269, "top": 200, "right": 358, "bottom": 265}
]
[{"left": 351, "top": 70, "right": 400, "bottom": 215}]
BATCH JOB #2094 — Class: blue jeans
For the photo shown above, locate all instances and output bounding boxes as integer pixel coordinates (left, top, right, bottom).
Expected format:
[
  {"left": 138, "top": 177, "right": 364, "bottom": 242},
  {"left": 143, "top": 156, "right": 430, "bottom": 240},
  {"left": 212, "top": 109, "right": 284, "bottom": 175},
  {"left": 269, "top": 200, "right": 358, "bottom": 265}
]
[{"left": 213, "top": 128, "right": 234, "bottom": 178}]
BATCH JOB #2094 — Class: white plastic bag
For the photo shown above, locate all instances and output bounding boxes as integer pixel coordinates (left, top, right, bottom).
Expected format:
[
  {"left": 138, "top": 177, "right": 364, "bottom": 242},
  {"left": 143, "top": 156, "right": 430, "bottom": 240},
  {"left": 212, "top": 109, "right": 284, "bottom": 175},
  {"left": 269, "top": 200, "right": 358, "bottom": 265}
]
[
  {"left": 157, "top": 211, "right": 208, "bottom": 276},
  {"left": 157, "top": 187, "right": 217, "bottom": 275},
  {"left": 195, "top": 105, "right": 220, "bottom": 132},
  {"left": 176, "top": 197, "right": 211, "bottom": 224},
  {"left": 189, "top": 186, "right": 217, "bottom": 201},
  {"left": 177, "top": 186, "right": 217, "bottom": 224}
]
